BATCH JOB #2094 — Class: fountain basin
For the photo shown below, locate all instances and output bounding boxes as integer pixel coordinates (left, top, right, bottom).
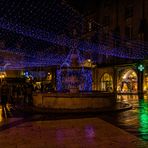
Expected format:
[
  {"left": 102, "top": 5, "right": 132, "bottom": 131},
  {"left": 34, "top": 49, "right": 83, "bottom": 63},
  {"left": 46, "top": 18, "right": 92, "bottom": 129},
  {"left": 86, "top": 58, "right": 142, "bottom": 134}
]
[{"left": 33, "top": 92, "right": 116, "bottom": 109}]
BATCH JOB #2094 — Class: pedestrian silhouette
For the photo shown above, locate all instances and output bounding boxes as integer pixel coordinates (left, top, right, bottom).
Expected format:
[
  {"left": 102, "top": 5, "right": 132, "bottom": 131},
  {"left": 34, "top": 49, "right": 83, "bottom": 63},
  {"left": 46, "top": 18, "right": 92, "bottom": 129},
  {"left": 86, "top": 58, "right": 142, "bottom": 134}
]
[{"left": 0, "top": 80, "right": 10, "bottom": 118}]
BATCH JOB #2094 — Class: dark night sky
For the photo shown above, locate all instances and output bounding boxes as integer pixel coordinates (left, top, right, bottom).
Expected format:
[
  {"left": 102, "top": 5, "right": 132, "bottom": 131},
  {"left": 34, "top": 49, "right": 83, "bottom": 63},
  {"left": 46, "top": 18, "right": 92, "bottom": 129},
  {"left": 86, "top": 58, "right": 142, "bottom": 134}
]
[
  {"left": 67, "top": 0, "right": 100, "bottom": 14},
  {"left": 1, "top": 0, "right": 83, "bottom": 33}
]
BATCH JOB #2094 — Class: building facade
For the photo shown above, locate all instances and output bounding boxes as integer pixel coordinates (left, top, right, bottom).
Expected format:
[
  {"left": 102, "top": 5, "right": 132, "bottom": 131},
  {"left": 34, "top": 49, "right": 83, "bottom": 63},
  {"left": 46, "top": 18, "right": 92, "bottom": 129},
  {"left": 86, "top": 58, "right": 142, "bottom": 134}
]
[
  {"left": 80, "top": 0, "right": 148, "bottom": 95},
  {"left": 0, "top": 0, "right": 147, "bottom": 95}
]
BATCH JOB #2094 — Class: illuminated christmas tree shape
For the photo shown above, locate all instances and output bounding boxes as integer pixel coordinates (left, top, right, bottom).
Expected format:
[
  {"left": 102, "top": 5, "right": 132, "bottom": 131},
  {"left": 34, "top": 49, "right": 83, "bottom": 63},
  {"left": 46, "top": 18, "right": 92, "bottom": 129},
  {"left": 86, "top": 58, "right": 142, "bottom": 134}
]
[{"left": 56, "top": 42, "right": 92, "bottom": 92}]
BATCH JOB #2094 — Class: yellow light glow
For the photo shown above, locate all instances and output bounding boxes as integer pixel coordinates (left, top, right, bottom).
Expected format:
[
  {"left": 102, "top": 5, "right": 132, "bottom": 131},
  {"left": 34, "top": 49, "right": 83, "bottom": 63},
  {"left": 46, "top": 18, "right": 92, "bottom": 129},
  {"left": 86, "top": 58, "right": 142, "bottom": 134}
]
[
  {"left": 122, "top": 75, "right": 126, "bottom": 79},
  {"left": 87, "top": 59, "right": 91, "bottom": 62},
  {"left": 0, "top": 109, "right": 3, "bottom": 122},
  {"left": 0, "top": 72, "right": 7, "bottom": 79}
]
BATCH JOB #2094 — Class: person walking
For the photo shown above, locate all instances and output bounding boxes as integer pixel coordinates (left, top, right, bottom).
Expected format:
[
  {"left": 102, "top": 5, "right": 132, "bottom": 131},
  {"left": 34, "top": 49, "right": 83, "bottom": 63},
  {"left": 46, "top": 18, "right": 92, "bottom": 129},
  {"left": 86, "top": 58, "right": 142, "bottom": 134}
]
[
  {"left": 0, "top": 80, "right": 10, "bottom": 118},
  {"left": 26, "top": 83, "right": 34, "bottom": 105}
]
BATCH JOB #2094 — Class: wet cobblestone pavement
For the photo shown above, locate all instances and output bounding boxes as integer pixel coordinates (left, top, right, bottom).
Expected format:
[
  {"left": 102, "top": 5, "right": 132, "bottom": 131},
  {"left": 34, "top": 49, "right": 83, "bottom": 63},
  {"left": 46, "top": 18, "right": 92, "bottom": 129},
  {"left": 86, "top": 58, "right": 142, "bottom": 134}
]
[
  {"left": 0, "top": 95, "right": 148, "bottom": 147},
  {"left": 0, "top": 116, "right": 148, "bottom": 148}
]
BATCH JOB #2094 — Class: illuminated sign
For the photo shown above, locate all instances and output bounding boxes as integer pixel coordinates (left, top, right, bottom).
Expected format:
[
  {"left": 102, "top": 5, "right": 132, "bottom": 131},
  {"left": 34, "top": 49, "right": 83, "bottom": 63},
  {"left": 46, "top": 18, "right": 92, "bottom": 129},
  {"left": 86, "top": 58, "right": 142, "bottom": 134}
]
[{"left": 138, "top": 64, "right": 144, "bottom": 72}]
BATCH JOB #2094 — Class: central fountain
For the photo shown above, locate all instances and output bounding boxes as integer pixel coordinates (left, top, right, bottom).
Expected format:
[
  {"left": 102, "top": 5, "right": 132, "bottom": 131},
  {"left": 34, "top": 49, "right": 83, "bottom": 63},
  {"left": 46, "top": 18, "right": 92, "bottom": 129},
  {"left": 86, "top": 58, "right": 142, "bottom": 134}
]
[
  {"left": 33, "top": 41, "right": 116, "bottom": 111},
  {"left": 57, "top": 45, "right": 92, "bottom": 93}
]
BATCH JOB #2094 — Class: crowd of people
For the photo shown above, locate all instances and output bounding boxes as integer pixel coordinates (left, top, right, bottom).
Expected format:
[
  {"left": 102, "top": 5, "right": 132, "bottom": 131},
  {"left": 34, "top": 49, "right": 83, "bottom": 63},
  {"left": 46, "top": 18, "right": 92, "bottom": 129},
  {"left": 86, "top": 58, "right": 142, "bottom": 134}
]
[
  {"left": 0, "top": 79, "right": 55, "bottom": 118},
  {"left": 0, "top": 80, "right": 34, "bottom": 118}
]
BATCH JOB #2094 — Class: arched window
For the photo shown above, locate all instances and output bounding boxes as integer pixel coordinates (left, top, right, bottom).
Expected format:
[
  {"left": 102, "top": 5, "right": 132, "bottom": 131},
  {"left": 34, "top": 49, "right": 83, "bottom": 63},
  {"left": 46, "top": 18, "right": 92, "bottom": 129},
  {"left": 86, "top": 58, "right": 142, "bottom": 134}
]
[
  {"left": 101, "top": 73, "right": 113, "bottom": 92},
  {"left": 117, "top": 69, "right": 138, "bottom": 93},
  {"left": 144, "top": 74, "right": 148, "bottom": 92}
]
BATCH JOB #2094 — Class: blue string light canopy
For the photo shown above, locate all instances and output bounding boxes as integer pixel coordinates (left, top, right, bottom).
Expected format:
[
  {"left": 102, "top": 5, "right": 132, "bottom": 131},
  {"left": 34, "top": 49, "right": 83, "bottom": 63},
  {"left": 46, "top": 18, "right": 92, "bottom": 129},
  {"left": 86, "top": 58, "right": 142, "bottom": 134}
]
[
  {"left": 0, "top": 0, "right": 83, "bottom": 69},
  {"left": 0, "top": 0, "right": 147, "bottom": 70},
  {"left": 0, "top": 18, "right": 146, "bottom": 65},
  {"left": 1, "top": 0, "right": 82, "bottom": 34}
]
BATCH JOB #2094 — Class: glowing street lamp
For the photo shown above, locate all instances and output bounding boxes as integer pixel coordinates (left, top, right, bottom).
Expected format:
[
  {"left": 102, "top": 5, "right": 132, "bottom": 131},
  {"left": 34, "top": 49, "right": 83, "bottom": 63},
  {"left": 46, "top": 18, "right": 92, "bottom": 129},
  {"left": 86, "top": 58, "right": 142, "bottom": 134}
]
[{"left": 0, "top": 72, "right": 6, "bottom": 82}]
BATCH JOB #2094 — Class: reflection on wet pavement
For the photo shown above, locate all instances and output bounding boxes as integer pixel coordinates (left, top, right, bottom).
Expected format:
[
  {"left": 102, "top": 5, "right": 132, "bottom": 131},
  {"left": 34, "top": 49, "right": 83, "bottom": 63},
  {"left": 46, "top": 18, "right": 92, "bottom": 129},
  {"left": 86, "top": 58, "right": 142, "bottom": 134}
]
[
  {"left": 0, "top": 94, "right": 148, "bottom": 144},
  {"left": 99, "top": 95, "right": 148, "bottom": 141},
  {"left": 138, "top": 99, "right": 148, "bottom": 141},
  {"left": 0, "top": 105, "right": 27, "bottom": 131},
  {"left": 0, "top": 117, "right": 147, "bottom": 148}
]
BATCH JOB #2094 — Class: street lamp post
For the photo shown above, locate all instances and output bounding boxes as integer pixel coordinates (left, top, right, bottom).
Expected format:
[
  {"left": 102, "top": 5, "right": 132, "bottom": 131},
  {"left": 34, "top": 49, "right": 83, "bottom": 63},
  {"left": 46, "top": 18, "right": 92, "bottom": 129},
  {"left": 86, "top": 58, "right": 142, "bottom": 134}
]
[{"left": 137, "top": 64, "right": 145, "bottom": 99}]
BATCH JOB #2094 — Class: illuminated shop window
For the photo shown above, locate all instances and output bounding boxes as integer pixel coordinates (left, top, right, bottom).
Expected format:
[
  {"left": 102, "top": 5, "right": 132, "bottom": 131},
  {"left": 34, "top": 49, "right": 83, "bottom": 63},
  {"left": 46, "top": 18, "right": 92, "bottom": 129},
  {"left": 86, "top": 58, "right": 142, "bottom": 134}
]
[
  {"left": 144, "top": 73, "right": 148, "bottom": 93},
  {"left": 117, "top": 69, "right": 138, "bottom": 93},
  {"left": 101, "top": 73, "right": 113, "bottom": 92},
  {"left": 47, "top": 72, "right": 52, "bottom": 81}
]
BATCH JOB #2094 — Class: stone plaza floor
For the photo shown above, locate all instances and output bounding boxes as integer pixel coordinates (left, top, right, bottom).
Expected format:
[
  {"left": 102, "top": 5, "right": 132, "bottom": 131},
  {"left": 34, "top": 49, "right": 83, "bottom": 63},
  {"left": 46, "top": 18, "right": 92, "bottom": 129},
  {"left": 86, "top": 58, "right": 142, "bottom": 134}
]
[
  {"left": 0, "top": 103, "right": 148, "bottom": 148},
  {"left": 0, "top": 114, "right": 148, "bottom": 148}
]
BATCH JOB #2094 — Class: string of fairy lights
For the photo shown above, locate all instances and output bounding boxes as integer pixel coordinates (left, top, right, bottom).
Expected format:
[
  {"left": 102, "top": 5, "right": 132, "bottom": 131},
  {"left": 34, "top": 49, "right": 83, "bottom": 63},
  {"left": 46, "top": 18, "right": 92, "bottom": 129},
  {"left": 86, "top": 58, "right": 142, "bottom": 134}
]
[
  {"left": 0, "top": 0, "right": 147, "bottom": 70},
  {"left": 1, "top": 18, "right": 146, "bottom": 59},
  {"left": 1, "top": 0, "right": 82, "bottom": 33}
]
